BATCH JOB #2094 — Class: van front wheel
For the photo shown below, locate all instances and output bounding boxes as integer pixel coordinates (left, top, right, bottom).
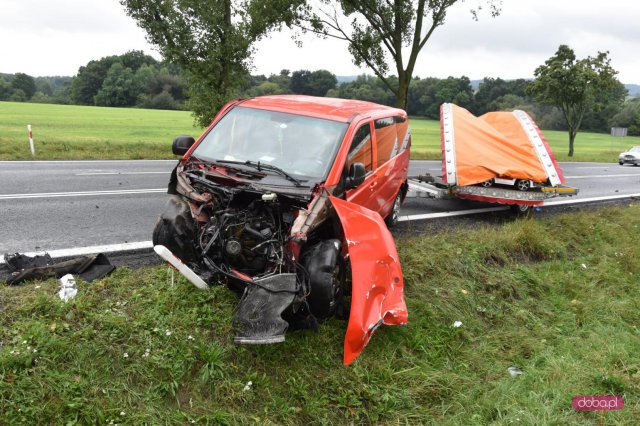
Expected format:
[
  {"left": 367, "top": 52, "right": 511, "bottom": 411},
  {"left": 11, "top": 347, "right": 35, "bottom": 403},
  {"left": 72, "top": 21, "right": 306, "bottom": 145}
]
[{"left": 385, "top": 192, "right": 402, "bottom": 228}]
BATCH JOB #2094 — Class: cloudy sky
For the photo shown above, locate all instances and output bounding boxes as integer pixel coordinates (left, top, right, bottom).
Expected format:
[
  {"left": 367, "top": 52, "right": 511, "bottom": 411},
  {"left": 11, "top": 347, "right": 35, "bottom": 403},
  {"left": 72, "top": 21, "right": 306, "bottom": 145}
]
[{"left": 1, "top": 0, "right": 638, "bottom": 83}]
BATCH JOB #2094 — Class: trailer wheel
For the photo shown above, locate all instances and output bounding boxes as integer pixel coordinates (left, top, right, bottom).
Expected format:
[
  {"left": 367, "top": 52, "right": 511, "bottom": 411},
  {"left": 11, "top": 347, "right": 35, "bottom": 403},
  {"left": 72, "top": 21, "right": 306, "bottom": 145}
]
[
  {"left": 510, "top": 204, "right": 532, "bottom": 216},
  {"left": 515, "top": 179, "right": 531, "bottom": 191},
  {"left": 481, "top": 179, "right": 493, "bottom": 188}
]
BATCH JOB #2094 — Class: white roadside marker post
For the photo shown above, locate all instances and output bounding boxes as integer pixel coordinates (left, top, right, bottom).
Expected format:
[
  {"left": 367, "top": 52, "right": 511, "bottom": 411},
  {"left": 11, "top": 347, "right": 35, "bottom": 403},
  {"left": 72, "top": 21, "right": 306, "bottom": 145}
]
[{"left": 27, "top": 124, "right": 35, "bottom": 156}]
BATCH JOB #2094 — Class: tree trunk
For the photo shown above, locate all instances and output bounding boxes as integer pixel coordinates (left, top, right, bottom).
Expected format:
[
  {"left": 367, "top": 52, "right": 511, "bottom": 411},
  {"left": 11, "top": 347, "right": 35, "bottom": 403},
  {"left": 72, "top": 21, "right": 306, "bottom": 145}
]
[
  {"left": 568, "top": 130, "right": 576, "bottom": 157},
  {"left": 396, "top": 72, "right": 410, "bottom": 110}
]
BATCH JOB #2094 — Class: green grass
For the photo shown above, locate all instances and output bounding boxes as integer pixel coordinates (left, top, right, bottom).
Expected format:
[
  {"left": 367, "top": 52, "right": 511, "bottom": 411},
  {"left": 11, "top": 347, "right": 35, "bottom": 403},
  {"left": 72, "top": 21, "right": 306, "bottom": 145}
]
[
  {"left": 2, "top": 205, "right": 639, "bottom": 424},
  {"left": 1, "top": 101, "right": 639, "bottom": 162},
  {"left": 0, "top": 101, "right": 202, "bottom": 160},
  {"left": 409, "top": 117, "right": 640, "bottom": 162}
]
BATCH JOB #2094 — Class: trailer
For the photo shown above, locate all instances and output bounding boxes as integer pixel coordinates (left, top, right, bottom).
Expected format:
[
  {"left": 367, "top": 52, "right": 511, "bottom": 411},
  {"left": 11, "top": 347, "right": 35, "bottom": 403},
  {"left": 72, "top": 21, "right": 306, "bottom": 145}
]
[
  {"left": 404, "top": 104, "right": 579, "bottom": 213},
  {"left": 406, "top": 173, "right": 578, "bottom": 213}
]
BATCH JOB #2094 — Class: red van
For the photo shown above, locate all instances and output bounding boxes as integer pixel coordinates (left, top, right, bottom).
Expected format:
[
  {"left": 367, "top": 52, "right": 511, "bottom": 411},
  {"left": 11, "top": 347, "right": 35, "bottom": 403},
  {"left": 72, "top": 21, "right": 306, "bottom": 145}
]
[{"left": 154, "top": 95, "right": 410, "bottom": 364}]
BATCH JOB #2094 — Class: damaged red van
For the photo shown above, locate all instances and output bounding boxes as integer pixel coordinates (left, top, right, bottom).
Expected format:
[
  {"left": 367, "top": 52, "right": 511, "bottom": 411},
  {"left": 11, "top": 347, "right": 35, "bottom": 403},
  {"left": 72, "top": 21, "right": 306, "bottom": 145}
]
[{"left": 153, "top": 95, "right": 410, "bottom": 364}]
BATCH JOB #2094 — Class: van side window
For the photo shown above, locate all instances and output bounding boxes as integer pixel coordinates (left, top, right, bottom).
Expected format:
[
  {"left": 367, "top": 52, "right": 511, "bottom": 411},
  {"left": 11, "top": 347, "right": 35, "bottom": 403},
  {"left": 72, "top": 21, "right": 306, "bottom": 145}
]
[
  {"left": 375, "top": 117, "right": 397, "bottom": 165},
  {"left": 395, "top": 116, "right": 410, "bottom": 153},
  {"left": 347, "top": 123, "right": 373, "bottom": 172}
]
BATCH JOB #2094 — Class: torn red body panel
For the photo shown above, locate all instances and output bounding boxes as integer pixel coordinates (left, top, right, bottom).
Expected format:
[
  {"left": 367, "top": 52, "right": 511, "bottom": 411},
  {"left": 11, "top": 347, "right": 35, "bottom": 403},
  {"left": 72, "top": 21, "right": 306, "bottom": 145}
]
[{"left": 329, "top": 196, "right": 408, "bottom": 365}]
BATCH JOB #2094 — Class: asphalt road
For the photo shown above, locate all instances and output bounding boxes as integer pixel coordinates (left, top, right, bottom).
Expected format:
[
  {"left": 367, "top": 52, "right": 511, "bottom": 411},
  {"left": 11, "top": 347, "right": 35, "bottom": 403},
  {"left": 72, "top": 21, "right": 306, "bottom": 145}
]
[{"left": 1, "top": 159, "right": 639, "bottom": 255}]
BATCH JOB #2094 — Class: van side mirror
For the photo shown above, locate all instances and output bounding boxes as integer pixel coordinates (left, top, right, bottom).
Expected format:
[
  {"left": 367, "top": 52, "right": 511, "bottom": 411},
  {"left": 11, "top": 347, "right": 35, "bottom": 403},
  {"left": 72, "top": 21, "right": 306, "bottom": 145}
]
[
  {"left": 172, "top": 135, "right": 196, "bottom": 156},
  {"left": 345, "top": 162, "right": 366, "bottom": 189}
]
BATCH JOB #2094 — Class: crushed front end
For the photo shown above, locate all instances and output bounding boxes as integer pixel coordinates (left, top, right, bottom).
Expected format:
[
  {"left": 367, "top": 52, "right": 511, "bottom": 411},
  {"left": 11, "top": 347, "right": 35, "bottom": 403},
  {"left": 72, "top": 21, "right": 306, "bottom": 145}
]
[{"left": 154, "top": 159, "right": 348, "bottom": 346}]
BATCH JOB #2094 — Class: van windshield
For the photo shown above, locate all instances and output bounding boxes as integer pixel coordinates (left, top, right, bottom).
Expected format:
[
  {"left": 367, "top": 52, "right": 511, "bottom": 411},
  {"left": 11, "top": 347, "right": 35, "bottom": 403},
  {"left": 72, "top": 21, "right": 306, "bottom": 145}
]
[{"left": 192, "top": 106, "right": 348, "bottom": 181}]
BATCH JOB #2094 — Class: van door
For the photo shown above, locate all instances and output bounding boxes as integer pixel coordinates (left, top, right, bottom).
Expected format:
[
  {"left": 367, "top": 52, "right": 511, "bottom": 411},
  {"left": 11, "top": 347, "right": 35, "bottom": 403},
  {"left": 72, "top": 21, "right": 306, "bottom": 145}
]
[
  {"left": 345, "top": 121, "right": 378, "bottom": 211},
  {"left": 372, "top": 116, "right": 409, "bottom": 217}
]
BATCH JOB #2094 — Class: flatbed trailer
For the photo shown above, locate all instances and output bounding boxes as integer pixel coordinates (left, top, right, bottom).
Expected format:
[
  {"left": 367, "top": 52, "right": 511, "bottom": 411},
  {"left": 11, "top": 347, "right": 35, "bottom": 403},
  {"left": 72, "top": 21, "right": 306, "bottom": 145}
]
[
  {"left": 405, "top": 104, "right": 581, "bottom": 213},
  {"left": 406, "top": 174, "right": 579, "bottom": 212}
]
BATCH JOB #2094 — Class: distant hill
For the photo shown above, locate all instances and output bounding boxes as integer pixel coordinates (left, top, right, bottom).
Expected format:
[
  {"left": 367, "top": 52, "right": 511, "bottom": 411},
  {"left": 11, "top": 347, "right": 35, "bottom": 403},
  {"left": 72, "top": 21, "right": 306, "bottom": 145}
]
[
  {"left": 336, "top": 75, "right": 358, "bottom": 84},
  {"left": 471, "top": 79, "right": 639, "bottom": 97},
  {"left": 625, "top": 84, "right": 640, "bottom": 97}
]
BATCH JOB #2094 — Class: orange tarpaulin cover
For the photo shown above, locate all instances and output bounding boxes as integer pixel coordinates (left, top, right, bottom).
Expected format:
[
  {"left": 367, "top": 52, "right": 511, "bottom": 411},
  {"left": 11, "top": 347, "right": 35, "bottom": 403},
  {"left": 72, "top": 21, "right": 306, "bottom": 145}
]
[{"left": 440, "top": 104, "right": 565, "bottom": 187}]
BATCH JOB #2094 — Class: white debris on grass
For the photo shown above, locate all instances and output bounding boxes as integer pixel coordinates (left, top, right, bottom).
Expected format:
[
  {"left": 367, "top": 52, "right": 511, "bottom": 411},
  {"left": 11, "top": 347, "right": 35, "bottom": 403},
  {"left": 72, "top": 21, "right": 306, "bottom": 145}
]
[
  {"left": 508, "top": 367, "right": 523, "bottom": 377},
  {"left": 243, "top": 381, "right": 253, "bottom": 391},
  {"left": 58, "top": 274, "right": 77, "bottom": 302},
  {"left": 452, "top": 321, "right": 463, "bottom": 328}
]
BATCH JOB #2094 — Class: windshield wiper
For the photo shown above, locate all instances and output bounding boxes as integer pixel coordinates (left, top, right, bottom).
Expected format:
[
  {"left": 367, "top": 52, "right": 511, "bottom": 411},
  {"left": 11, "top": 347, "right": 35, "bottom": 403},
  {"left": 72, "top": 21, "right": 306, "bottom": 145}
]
[
  {"left": 217, "top": 160, "right": 308, "bottom": 187},
  {"left": 187, "top": 158, "right": 265, "bottom": 178}
]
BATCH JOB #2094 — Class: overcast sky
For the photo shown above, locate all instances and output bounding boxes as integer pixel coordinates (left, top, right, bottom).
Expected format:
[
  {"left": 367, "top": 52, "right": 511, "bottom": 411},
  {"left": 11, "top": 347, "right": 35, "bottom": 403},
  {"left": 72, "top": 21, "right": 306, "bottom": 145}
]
[{"left": 1, "top": 0, "right": 638, "bottom": 83}]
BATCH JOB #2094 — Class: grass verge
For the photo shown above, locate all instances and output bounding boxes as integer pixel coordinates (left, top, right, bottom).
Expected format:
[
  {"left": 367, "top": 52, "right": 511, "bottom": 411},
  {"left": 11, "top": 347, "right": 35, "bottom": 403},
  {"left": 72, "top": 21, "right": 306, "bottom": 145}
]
[
  {"left": 2, "top": 101, "right": 638, "bottom": 162},
  {"left": 2, "top": 205, "right": 639, "bottom": 424}
]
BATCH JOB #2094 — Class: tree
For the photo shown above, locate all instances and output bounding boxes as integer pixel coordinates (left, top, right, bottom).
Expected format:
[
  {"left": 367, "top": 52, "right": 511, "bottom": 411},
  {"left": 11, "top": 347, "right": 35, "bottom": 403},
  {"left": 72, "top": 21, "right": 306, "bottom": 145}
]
[
  {"left": 72, "top": 56, "right": 120, "bottom": 105},
  {"left": 94, "top": 63, "right": 138, "bottom": 107},
  {"left": 474, "top": 77, "right": 531, "bottom": 114},
  {"left": 290, "top": 69, "right": 337, "bottom": 96},
  {"left": 121, "top": 0, "right": 305, "bottom": 126},
  {"left": 298, "top": 0, "right": 500, "bottom": 110},
  {"left": 11, "top": 73, "right": 36, "bottom": 100},
  {"left": 610, "top": 98, "right": 640, "bottom": 136},
  {"left": 527, "top": 45, "right": 625, "bottom": 157},
  {"left": 0, "top": 76, "right": 12, "bottom": 100},
  {"left": 71, "top": 51, "right": 156, "bottom": 105}
]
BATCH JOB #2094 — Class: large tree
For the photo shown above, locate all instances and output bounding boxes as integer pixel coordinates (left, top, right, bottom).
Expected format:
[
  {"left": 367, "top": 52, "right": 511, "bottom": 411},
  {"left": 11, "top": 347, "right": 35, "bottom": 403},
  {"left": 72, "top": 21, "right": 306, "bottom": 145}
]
[
  {"left": 527, "top": 45, "right": 625, "bottom": 157},
  {"left": 298, "top": 0, "right": 500, "bottom": 110},
  {"left": 11, "top": 73, "right": 36, "bottom": 100},
  {"left": 121, "top": 0, "right": 305, "bottom": 126}
]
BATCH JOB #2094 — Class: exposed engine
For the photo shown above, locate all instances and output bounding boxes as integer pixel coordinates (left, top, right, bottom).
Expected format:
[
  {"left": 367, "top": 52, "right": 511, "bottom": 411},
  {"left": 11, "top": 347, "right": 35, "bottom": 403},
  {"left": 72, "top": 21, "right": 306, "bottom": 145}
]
[
  {"left": 153, "top": 165, "right": 345, "bottom": 345},
  {"left": 197, "top": 194, "right": 288, "bottom": 281}
]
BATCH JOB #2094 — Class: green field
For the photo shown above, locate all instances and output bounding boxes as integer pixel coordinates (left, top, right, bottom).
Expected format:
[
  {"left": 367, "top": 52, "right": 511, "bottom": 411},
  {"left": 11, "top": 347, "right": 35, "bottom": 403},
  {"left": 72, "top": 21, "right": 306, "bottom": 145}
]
[
  {"left": 0, "top": 102, "right": 202, "bottom": 160},
  {"left": 1, "top": 101, "right": 639, "bottom": 162},
  {"left": 2, "top": 205, "right": 639, "bottom": 424}
]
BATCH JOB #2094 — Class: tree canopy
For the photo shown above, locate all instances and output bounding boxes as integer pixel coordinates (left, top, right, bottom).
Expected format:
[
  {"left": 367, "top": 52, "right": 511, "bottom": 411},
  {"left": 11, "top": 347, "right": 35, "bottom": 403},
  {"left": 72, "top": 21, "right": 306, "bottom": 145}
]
[
  {"left": 121, "top": 0, "right": 305, "bottom": 126},
  {"left": 298, "top": 0, "right": 500, "bottom": 110},
  {"left": 527, "top": 45, "right": 625, "bottom": 156}
]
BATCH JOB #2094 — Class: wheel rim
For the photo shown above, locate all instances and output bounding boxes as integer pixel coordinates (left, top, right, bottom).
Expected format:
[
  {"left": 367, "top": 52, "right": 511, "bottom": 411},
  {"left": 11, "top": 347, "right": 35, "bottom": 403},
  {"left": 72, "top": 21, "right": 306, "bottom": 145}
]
[
  {"left": 516, "top": 180, "right": 529, "bottom": 191},
  {"left": 482, "top": 180, "right": 492, "bottom": 187},
  {"left": 391, "top": 195, "right": 401, "bottom": 224}
]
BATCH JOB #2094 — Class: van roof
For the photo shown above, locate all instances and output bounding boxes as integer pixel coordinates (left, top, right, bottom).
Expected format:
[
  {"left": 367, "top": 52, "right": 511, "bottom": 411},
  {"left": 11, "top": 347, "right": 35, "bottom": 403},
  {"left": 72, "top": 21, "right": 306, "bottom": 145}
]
[{"left": 239, "top": 95, "right": 406, "bottom": 122}]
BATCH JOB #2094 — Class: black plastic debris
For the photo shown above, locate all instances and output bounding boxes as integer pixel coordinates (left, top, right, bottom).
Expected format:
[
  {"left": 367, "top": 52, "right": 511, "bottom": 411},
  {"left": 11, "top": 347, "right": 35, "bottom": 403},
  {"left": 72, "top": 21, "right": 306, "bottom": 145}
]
[
  {"left": 4, "top": 252, "right": 115, "bottom": 285},
  {"left": 233, "top": 273, "right": 297, "bottom": 345}
]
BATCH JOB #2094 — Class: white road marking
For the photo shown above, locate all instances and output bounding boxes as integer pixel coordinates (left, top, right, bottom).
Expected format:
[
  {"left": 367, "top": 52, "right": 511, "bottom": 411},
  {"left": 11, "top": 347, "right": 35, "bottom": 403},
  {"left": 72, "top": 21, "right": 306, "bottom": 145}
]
[
  {"left": 400, "top": 192, "right": 640, "bottom": 222},
  {"left": 1, "top": 192, "right": 637, "bottom": 263},
  {"left": 399, "top": 206, "right": 509, "bottom": 222},
  {"left": 572, "top": 166, "right": 614, "bottom": 169},
  {"left": 0, "top": 159, "right": 176, "bottom": 163},
  {"left": 74, "top": 171, "right": 169, "bottom": 176},
  {"left": 544, "top": 193, "right": 640, "bottom": 206},
  {"left": 565, "top": 174, "right": 640, "bottom": 179},
  {"left": 0, "top": 241, "right": 154, "bottom": 265},
  {"left": 0, "top": 188, "right": 166, "bottom": 200}
]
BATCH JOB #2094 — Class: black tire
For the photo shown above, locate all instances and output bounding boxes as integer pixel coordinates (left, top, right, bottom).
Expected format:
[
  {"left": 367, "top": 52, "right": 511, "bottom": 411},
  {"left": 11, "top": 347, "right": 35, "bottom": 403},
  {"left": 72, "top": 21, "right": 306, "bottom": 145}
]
[
  {"left": 384, "top": 192, "right": 402, "bottom": 228},
  {"left": 152, "top": 195, "right": 198, "bottom": 263},
  {"left": 510, "top": 204, "right": 532, "bottom": 216},
  {"left": 619, "top": 161, "right": 624, "bottom": 165},
  {"left": 481, "top": 179, "right": 493, "bottom": 188},
  {"left": 301, "top": 240, "right": 344, "bottom": 319},
  {"left": 515, "top": 179, "right": 531, "bottom": 191}
]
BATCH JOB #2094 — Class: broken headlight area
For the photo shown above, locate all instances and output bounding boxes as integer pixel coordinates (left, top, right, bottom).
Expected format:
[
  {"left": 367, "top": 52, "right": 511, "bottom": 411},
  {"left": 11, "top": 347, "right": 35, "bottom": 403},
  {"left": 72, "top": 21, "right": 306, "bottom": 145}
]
[{"left": 153, "top": 164, "right": 346, "bottom": 346}]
